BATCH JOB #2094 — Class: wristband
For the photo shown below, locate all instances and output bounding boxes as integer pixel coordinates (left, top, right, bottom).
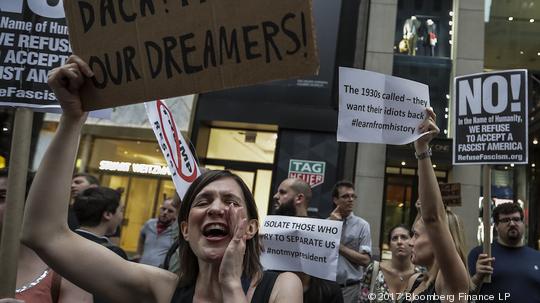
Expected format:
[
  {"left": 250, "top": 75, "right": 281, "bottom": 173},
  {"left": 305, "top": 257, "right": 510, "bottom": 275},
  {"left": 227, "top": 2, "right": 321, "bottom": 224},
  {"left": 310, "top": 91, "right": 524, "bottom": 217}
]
[{"left": 415, "top": 147, "right": 432, "bottom": 160}]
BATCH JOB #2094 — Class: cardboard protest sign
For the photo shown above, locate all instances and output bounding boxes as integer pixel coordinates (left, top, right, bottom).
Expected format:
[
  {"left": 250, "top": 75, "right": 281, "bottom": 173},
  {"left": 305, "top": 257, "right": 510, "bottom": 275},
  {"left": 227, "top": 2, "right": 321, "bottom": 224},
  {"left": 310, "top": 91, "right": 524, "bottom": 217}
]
[
  {"left": 453, "top": 70, "right": 528, "bottom": 165},
  {"left": 63, "top": 0, "right": 319, "bottom": 111},
  {"left": 145, "top": 100, "right": 201, "bottom": 199},
  {"left": 337, "top": 67, "right": 430, "bottom": 145},
  {"left": 0, "top": 1, "right": 69, "bottom": 108},
  {"left": 260, "top": 216, "right": 341, "bottom": 281}
]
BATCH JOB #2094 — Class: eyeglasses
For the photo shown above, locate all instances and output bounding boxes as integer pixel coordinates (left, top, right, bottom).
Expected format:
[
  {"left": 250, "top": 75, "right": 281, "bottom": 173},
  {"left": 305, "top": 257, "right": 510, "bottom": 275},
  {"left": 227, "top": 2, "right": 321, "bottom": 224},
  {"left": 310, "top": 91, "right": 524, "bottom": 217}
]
[
  {"left": 339, "top": 194, "right": 357, "bottom": 200},
  {"left": 498, "top": 217, "right": 522, "bottom": 224}
]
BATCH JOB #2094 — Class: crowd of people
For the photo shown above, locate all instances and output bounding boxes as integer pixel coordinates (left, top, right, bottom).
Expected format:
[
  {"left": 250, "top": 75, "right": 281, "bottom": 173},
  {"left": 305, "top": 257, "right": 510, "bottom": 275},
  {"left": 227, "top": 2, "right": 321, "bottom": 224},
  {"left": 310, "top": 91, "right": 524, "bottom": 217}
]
[{"left": 1, "top": 56, "right": 540, "bottom": 303}]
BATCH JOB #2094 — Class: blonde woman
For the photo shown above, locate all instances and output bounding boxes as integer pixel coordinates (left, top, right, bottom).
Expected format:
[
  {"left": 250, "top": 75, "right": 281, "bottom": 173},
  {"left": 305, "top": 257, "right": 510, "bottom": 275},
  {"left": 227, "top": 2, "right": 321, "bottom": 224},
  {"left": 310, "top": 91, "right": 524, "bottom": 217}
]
[{"left": 402, "top": 108, "right": 470, "bottom": 303}]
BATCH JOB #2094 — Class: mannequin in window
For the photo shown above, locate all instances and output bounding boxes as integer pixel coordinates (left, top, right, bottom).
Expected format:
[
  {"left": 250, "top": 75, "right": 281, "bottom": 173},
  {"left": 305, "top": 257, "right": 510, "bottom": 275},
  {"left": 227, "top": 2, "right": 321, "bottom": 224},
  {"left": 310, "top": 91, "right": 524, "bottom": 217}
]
[
  {"left": 426, "top": 19, "right": 437, "bottom": 56},
  {"left": 403, "top": 16, "right": 421, "bottom": 55}
]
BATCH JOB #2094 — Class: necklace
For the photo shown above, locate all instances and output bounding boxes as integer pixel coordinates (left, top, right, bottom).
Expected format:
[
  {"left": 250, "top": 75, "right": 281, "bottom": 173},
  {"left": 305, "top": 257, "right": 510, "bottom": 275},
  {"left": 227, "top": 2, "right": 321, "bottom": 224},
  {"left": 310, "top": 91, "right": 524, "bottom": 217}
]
[
  {"left": 393, "top": 267, "right": 414, "bottom": 282},
  {"left": 15, "top": 269, "right": 50, "bottom": 293}
]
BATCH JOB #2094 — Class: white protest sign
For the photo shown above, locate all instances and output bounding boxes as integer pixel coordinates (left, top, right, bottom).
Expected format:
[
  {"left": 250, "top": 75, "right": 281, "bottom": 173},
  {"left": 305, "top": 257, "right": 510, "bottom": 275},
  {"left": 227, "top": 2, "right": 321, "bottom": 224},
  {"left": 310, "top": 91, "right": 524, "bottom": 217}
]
[
  {"left": 145, "top": 100, "right": 201, "bottom": 199},
  {"left": 260, "top": 216, "right": 342, "bottom": 281},
  {"left": 337, "top": 67, "right": 430, "bottom": 145}
]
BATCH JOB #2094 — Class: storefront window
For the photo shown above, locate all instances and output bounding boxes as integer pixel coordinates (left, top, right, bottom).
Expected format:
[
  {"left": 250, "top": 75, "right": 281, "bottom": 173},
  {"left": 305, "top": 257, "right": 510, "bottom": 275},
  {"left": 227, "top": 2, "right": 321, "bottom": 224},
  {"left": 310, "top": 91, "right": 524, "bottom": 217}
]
[
  {"left": 382, "top": 178, "right": 414, "bottom": 258},
  {"left": 200, "top": 127, "right": 277, "bottom": 223},
  {"left": 484, "top": 1, "right": 540, "bottom": 71},
  {"left": 206, "top": 129, "right": 277, "bottom": 164},
  {"left": 381, "top": 166, "right": 448, "bottom": 259}
]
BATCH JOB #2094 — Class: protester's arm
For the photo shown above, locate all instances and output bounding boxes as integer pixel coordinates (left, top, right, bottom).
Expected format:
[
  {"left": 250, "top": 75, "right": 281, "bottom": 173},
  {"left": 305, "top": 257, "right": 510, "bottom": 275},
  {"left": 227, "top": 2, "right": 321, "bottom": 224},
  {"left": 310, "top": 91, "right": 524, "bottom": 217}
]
[
  {"left": 57, "top": 278, "right": 93, "bottom": 303},
  {"left": 339, "top": 245, "right": 371, "bottom": 267},
  {"left": 269, "top": 272, "right": 303, "bottom": 303},
  {"left": 21, "top": 56, "right": 177, "bottom": 303},
  {"left": 339, "top": 223, "right": 371, "bottom": 267},
  {"left": 416, "top": 108, "right": 469, "bottom": 294}
]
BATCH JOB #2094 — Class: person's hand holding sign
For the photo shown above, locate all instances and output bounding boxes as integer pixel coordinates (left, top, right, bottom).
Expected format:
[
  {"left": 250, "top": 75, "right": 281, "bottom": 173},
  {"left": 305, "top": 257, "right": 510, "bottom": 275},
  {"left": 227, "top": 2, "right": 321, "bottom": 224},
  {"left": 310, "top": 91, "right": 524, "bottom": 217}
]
[
  {"left": 47, "top": 55, "right": 94, "bottom": 119},
  {"left": 414, "top": 107, "right": 439, "bottom": 155}
]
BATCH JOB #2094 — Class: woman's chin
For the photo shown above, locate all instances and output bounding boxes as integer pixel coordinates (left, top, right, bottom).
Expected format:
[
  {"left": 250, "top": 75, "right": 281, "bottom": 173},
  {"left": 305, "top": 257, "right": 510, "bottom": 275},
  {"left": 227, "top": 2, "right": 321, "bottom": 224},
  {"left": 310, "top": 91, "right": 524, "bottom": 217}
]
[{"left": 200, "top": 248, "right": 226, "bottom": 263}]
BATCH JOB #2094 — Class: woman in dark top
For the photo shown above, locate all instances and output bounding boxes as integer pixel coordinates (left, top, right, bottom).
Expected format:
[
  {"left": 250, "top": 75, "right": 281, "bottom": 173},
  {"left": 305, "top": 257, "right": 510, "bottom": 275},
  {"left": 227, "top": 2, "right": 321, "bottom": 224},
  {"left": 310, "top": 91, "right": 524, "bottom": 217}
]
[
  {"left": 22, "top": 55, "right": 302, "bottom": 303},
  {"left": 401, "top": 108, "right": 470, "bottom": 303}
]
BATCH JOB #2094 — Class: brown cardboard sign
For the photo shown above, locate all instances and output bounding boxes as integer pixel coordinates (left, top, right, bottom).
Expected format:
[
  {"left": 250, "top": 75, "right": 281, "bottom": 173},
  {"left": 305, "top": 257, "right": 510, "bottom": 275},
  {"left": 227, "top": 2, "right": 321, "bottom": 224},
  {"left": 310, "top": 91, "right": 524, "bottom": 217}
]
[
  {"left": 439, "top": 183, "right": 461, "bottom": 207},
  {"left": 63, "top": 0, "right": 319, "bottom": 111}
]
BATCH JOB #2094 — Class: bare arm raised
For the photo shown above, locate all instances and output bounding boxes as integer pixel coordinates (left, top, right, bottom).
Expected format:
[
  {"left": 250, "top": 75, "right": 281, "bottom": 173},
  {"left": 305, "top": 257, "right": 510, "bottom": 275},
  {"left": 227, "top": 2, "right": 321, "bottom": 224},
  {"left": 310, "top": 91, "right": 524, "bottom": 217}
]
[
  {"left": 415, "top": 108, "right": 469, "bottom": 296},
  {"left": 21, "top": 56, "right": 177, "bottom": 303}
]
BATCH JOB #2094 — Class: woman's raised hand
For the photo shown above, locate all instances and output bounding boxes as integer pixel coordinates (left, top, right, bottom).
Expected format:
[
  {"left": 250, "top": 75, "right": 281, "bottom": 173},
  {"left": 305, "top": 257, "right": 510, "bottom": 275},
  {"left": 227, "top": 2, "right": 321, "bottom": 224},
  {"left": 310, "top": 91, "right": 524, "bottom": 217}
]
[
  {"left": 47, "top": 55, "right": 94, "bottom": 119},
  {"left": 415, "top": 107, "right": 439, "bottom": 153},
  {"left": 219, "top": 205, "right": 248, "bottom": 289}
]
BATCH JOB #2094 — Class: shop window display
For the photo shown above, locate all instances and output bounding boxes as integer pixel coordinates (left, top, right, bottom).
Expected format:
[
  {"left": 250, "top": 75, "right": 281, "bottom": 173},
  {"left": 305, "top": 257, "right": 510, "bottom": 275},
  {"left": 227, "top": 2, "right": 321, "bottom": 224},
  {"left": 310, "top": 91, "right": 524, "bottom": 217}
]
[
  {"left": 392, "top": 0, "right": 453, "bottom": 136},
  {"left": 395, "top": 0, "right": 452, "bottom": 58},
  {"left": 400, "top": 16, "right": 439, "bottom": 57}
]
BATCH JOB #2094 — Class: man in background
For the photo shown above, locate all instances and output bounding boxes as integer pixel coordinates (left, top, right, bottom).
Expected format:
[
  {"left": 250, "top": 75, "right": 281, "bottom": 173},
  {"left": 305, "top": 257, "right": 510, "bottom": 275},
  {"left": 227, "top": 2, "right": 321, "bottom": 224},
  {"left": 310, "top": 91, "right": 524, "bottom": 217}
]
[
  {"left": 273, "top": 178, "right": 343, "bottom": 303},
  {"left": 468, "top": 202, "right": 540, "bottom": 303},
  {"left": 138, "top": 198, "right": 179, "bottom": 267},
  {"left": 329, "top": 181, "right": 372, "bottom": 303}
]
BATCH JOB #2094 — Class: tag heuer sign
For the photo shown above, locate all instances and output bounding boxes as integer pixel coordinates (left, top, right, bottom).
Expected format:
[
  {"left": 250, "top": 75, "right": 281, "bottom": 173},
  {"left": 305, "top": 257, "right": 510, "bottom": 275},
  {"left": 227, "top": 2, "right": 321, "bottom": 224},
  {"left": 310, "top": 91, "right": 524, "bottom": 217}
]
[{"left": 288, "top": 159, "right": 326, "bottom": 188}]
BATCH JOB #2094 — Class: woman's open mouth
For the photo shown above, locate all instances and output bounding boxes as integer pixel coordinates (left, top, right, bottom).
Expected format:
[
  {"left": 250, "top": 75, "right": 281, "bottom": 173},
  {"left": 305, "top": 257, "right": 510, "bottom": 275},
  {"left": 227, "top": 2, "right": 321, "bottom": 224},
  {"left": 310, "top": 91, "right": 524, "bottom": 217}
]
[{"left": 202, "top": 223, "right": 230, "bottom": 241}]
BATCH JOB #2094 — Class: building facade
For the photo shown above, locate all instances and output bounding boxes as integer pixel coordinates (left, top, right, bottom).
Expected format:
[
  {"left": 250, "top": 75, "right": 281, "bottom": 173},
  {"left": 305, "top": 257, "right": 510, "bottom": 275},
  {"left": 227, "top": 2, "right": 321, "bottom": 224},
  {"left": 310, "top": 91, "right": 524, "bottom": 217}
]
[{"left": 17, "top": 0, "right": 540, "bottom": 256}]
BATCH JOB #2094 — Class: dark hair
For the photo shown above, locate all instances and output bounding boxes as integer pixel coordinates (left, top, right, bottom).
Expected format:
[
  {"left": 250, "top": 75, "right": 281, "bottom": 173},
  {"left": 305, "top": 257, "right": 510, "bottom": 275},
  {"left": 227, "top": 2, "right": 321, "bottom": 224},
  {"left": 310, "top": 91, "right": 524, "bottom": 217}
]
[
  {"left": 73, "top": 173, "right": 99, "bottom": 186},
  {"left": 73, "top": 187, "right": 120, "bottom": 227},
  {"left": 177, "top": 170, "right": 262, "bottom": 286},
  {"left": 332, "top": 180, "right": 355, "bottom": 198},
  {"left": 493, "top": 202, "right": 524, "bottom": 224},
  {"left": 387, "top": 224, "right": 411, "bottom": 244}
]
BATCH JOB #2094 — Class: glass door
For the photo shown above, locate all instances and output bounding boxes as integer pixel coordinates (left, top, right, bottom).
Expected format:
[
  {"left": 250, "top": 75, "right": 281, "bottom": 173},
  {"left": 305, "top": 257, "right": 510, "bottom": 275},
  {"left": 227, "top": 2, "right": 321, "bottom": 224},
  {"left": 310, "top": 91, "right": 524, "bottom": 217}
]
[
  {"left": 201, "top": 127, "right": 277, "bottom": 224},
  {"left": 120, "top": 177, "right": 159, "bottom": 253}
]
